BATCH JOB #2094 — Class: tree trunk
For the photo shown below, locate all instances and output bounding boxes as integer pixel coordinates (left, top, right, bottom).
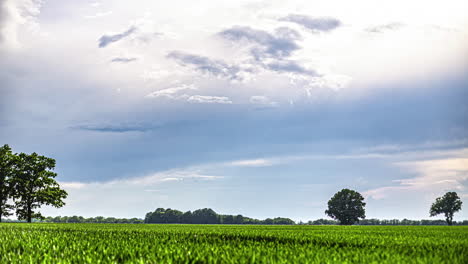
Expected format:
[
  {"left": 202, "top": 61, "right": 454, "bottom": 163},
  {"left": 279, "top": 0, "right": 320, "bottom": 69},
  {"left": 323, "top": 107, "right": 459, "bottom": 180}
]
[
  {"left": 27, "top": 204, "right": 32, "bottom": 223},
  {"left": 0, "top": 187, "right": 3, "bottom": 223}
]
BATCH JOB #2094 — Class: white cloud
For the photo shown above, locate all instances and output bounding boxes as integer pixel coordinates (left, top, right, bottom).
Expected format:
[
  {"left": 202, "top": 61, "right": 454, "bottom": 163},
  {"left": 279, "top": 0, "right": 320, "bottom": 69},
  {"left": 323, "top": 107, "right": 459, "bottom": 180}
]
[
  {"left": 0, "top": 0, "right": 42, "bottom": 49},
  {"left": 394, "top": 158, "right": 468, "bottom": 189},
  {"left": 249, "top": 96, "right": 278, "bottom": 107},
  {"left": 141, "top": 69, "right": 173, "bottom": 81},
  {"left": 145, "top": 84, "right": 197, "bottom": 99},
  {"left": 85, "top": 11, "right": 113, "bottom": 19},
  {"left": 145, "top": 85, "right": 232, "bottom": 104},
  {"left": 61, "top": 167, "right": 223, "bottom": 189},
  {"left": 122, "top": 169, "right": 222, "bottom": 185},
  {"left": 90, "top": 2, "right": 101, "bottom": 8},
  {"left": 364, "top": 154, "right": 468, "bottom": 200},
  {"left": 187, "top": 95, "right": 233, "bottom": 104},
  {"left": 307, "top": 74, "right": 352, "bottom": 91},
  {"left": 365, "top": 22, "right": 405, "bottom": 33},
  {"left": 228, "top": 159, "right": 274, "bottom": 167},
  {"left": 59, "top": 182, "right": 88, "bottom": 190}
]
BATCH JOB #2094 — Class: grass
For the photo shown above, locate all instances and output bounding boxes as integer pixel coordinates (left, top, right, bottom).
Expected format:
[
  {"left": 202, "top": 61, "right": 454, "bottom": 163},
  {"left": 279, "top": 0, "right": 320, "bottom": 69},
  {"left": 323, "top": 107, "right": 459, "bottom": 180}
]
[{"left": 1, "top": 223, "right": 467, "bottom": 263}]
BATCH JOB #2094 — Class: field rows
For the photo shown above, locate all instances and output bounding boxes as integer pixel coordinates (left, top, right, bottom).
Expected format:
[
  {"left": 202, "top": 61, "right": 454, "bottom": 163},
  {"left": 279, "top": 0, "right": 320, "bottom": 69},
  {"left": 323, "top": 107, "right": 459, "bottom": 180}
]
[{"left": 1, "top": 224, "right": 467, "bottom": 263}]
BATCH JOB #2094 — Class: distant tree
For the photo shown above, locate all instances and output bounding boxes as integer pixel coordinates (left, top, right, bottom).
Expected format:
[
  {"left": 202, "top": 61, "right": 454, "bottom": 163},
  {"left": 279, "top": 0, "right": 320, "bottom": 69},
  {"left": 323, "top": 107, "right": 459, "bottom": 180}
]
[
  {"left": 106, "top": 217, "right": 117, "bottom": 223},
  {"left": 68, "top": 215, "right": 83, "bottom": 223},
  {"left": 271, "top": 217, "right": 295, "bottom": 225},
  {"left": 144, "top": 212, "right": 153, "bottom": 223},
  {"left": 129, "top": 218, "right": 143, "bottom": 224},
  {"left": 221, "top": 214, "right": 234, "bottom": 224},
  {"left": 192, "top": 208, "right": 219, "bottom": 224},
  {"left": 0, "top": 144, "right": 15, "bottom": 222},
  {"left": 146, "top": 208, "right": 166, "bottom": 223},
  {"left": 430, "top": 192, "right": 463, "bottom": 226},
  {"left": 242, "top": 217, "right": 260, "bottom": 224},
  {"left": 181, "top": 211, "right": 192, "bottom": 224},
  {"left": 165, "top": 209, "right": 183, "bottom": 223},
  {"left": 233, "top": 214, "right": 244, "bottom": 224},
  {"left": 325, "top": 188, "right": 366, "bottom": 225},
  {"left": 309, "top": 218, "right": 338, "bottom": 225},
  {"left": 12, "top": 152, "right": 68, "bottom": 222}
]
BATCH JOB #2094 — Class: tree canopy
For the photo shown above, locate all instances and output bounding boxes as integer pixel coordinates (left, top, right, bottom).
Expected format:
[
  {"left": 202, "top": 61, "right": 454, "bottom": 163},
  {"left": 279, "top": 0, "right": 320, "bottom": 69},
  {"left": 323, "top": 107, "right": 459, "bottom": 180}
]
[
  {"left": 0, "top": 145, "right": 68, "bottom": 222},
  {"left": 430, "top": 192, "right": 463, "bottom": 226},
  {"left": 0, "top": 144, "right": 15, "bottom": 222},
  {"left": 325, "top": 188, "right": 366, "bottom": 225}
]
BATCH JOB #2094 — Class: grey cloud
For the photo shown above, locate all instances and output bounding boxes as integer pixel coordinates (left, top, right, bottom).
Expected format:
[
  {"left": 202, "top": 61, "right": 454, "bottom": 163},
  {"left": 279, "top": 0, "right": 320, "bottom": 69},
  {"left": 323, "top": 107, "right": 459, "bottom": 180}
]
[
  {"left": 366, "top": 23, "right": 405, "bottom": 33},
  {"left": 266, "top": 60, "right": 317, "bottom": 76},
  {"left": 137, "top": 32, "right": 163, "bottom": 43},
  {"left": 280, "top": 14, "right": 341, "bottom": 32},
  {"left": 219, "top": 26, "right": 300, "bottom": 60},
  {"left": 218, "top": 26, "right": 319, "bottom": 77},
  {"left": 98, "top": 26, "right": 137, "bottom": 48},
  {"left": 72, "top": 123, "right": 156, "bottom": 133},
  {"left": 167, "top": 51, "right": 244, "bottom": 80},
  {"left": 110, "top": 57, "right": 138, "bottom": 63}
]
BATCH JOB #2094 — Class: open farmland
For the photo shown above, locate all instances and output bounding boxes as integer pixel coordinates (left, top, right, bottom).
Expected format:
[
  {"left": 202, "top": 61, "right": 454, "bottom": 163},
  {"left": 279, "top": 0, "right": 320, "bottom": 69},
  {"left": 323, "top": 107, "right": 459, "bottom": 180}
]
[{"left": 1, "top": 224, "right": 467, "bottom": 263}]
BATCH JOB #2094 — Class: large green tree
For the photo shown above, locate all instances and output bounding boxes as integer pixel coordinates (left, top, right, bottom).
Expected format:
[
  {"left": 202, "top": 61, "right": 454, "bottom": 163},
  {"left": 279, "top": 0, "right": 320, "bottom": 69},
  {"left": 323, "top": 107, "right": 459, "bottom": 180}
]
[
  {"left": 430, "top": 192, "right": 462, "bottom": 226},
  {"left": 325, "top": 188, "right": 366, "bottom": 225},
  {"left": 12, "top": 152, "right": 68, "bottom": 222},
  {"left": 0, "top": 144, "right": 15, "bottom": 222}
]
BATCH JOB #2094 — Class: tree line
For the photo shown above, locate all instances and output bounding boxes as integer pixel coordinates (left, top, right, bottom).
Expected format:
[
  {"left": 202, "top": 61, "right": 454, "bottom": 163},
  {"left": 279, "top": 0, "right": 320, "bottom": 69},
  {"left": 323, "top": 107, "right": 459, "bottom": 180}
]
[
  {"left": 43, "top": 216, "right": 144, "bottom": 224},
  {"left": 0, "top": 144, "right": 68, "bottom": 222},
  {"left": 303, "top": 218, "right": 468, "bottom": 226},
  {"left": 8, "top": 216, "right": 468, "bottom": 226},
  {"left": 144, "top": 208, "right": 295, "bottom": 225}
]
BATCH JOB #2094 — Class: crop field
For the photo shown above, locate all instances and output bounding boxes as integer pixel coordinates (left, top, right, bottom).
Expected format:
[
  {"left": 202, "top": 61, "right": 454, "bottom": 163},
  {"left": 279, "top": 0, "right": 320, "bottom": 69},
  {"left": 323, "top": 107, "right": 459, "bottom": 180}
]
[{"left": 1, "top": 223, "right": 467, "bottom": 263}]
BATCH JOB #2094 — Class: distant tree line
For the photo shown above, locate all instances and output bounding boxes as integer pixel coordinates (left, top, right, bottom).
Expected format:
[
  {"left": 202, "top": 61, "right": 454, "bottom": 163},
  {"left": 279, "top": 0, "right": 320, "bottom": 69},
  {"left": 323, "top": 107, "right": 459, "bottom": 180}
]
[
  {"left": 43, "top": 216, "right": 144, "bottom": 224},
  {"left": 144, "top": 208, "right": 295, "bottom": 225},
  {"left": 0, "top": 145, "right": 67, "bottom": 222},
  {"left": 12, "top": 216, "right": 464, "bottom": 225},
  {"left": 303, "top": 218, "right": 468, "bottom": 226}
]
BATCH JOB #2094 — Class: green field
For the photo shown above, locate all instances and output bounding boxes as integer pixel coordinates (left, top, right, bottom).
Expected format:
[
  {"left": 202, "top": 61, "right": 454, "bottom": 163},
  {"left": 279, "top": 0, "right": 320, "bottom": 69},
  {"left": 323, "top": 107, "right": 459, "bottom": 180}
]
[{"left": 1, "top": 224, "right": 467, "bottom": 263}]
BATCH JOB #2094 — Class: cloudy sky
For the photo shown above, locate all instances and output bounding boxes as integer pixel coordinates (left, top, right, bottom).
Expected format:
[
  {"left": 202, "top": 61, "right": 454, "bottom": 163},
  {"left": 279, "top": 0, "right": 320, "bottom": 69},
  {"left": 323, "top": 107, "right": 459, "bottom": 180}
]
[{"left": 1, "top": 0, "right": 467, "bottom": 221}]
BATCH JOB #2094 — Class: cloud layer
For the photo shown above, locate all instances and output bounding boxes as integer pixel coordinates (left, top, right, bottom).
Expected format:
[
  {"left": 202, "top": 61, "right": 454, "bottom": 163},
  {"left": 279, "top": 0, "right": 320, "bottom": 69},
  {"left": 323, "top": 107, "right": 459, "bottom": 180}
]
[{"left": 2, "top": 0, "right": 468, "bottom": 221}]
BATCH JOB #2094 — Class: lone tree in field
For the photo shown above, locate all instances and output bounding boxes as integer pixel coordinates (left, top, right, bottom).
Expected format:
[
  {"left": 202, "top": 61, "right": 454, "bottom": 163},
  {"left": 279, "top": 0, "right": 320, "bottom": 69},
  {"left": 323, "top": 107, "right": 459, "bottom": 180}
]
[
  {"left": 0, "top": 144, "right": 15, "bottom": 222},
  {"left": 325, "top": 188, "right": 366, "bottom": 225},
  {"left": 12, "top": 152, "right": 68, "bottom": 222},
  {"left": 430, "top": 192, "right": 462, "bottom": 226}
]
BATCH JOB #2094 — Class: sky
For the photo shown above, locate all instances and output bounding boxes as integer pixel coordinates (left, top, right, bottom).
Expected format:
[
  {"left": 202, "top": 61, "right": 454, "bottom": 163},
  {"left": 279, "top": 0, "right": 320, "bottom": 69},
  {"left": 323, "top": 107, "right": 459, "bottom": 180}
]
[{"left": 0, "top": 0, "right": 467, "bottom": 222}]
